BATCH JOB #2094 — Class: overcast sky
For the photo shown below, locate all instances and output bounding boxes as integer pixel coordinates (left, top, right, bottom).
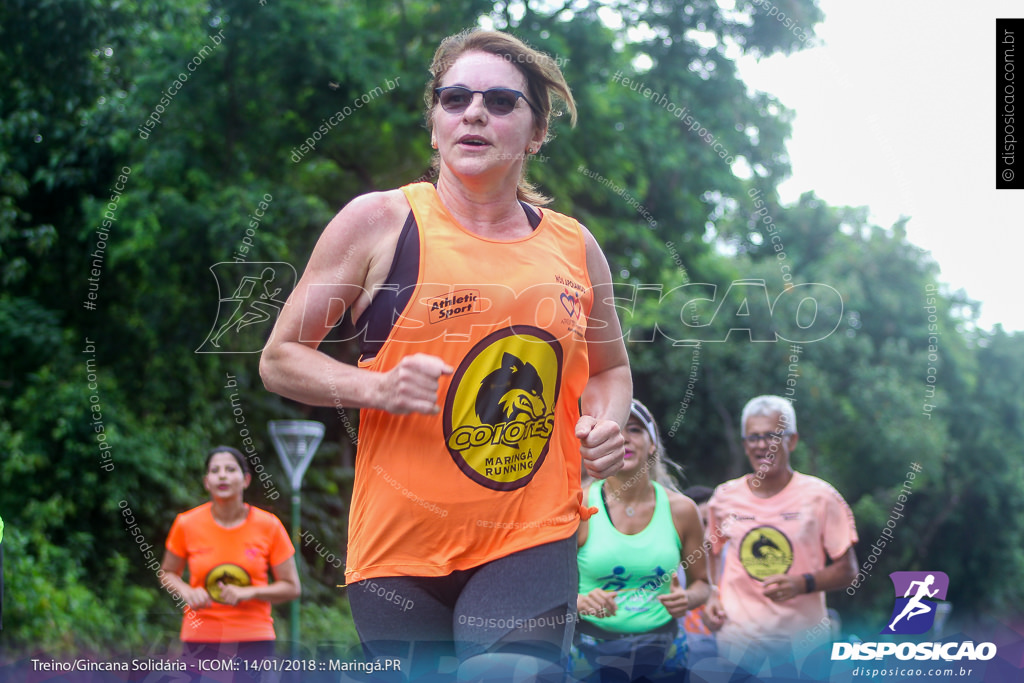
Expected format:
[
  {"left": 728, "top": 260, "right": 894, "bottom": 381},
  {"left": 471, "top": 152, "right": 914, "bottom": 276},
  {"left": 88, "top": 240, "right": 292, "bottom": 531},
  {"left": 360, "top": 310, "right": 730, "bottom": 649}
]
[{"left": 734, "top": 0, "right": 1024, "bottom": 331}]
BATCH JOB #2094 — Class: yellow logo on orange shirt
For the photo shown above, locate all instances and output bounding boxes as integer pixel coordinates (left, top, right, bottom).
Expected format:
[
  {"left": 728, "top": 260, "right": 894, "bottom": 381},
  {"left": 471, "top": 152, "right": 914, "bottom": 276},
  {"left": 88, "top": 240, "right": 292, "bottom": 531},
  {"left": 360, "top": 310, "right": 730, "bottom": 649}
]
[
  {"left": 444, "top": 326, "right": 562, "bottom": 491},
  {"left": 205, "top": 563, "right": 252, "bottom": 603},
  {"left": 739, "top": 526, "right": 794, "bottom": 580}
]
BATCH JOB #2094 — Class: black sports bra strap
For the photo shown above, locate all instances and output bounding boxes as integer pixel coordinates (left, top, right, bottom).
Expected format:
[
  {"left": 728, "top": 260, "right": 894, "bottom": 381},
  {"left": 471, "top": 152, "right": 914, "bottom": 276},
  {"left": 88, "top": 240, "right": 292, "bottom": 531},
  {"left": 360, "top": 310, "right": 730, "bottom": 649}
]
[
  {"left": 355, "top": 211, "right": 420, "bottom": 360},
  {"left": 355, "top": 201, "right": 538, "bottom": 360}
]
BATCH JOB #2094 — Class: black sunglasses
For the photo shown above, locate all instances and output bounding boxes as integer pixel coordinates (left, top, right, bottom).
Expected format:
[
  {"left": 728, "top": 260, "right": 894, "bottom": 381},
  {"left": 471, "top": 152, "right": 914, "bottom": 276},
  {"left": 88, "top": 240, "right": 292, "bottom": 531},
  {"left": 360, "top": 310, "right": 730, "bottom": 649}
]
[{"left": 434, "top": 86, "right": 539, "bottom": 116}]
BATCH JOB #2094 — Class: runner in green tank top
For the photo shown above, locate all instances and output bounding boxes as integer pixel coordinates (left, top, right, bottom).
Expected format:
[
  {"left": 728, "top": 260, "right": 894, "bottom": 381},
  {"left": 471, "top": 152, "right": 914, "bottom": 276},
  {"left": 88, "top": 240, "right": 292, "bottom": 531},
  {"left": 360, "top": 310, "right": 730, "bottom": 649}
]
[{"left": 572, "top": 399, "right": 710, "bottom": 681}]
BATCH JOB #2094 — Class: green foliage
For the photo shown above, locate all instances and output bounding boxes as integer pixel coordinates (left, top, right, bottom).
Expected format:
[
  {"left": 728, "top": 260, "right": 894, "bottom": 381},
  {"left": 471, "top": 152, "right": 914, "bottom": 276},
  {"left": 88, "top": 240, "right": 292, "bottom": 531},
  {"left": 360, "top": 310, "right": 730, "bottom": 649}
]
[
  {"left": 286, "top": 599, "right": 362, "bottom": 658},
  {"left": 2, "top": 523, "right": 173, "bottom": 655},
  {"left": 1, "top": 0, "right": 1022, "bottom": 659}
]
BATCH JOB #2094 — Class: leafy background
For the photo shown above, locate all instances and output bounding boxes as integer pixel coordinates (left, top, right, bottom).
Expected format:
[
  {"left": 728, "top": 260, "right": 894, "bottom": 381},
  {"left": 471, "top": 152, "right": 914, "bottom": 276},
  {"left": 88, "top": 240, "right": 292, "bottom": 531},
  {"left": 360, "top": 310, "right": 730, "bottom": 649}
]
[{"left": 2, "top": 0, "right": 1022, "bottom": 661}]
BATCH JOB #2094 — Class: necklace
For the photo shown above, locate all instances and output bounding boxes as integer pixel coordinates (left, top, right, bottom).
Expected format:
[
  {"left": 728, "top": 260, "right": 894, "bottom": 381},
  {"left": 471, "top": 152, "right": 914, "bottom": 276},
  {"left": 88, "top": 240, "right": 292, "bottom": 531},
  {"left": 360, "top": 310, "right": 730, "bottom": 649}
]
[{"left": 602, "top": 484, "right": 651, "bottom": 518}]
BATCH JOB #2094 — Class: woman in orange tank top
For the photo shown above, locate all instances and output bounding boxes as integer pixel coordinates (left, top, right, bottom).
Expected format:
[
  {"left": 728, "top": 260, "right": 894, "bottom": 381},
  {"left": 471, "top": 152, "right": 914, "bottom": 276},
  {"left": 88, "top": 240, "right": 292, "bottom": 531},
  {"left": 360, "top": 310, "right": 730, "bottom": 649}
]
[{"left": 261, "top": 28, "right": 631, "bottom": 682}]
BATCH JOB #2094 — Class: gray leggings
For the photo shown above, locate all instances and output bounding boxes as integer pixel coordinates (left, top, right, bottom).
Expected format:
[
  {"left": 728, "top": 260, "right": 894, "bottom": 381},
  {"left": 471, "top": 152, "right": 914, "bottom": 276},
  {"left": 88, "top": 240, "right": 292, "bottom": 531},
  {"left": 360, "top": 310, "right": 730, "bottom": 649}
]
[{"left": 348, "top": 536, "right": 578, "bottom": 676}]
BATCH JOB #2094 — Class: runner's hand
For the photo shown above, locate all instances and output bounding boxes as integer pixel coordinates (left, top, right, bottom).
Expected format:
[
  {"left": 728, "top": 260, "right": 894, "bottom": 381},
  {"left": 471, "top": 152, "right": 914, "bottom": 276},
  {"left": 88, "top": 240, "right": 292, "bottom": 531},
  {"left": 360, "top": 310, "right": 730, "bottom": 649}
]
[
  {"left": 578, "top": 588, "right": 618, "bottom": 618},
  {"left": 181, "top": 586, "right": 212, "bottom": 610},
  {"left": 217, "top": 581, "right": 255, "bottom": 606},
  {"left": 379, "top": 354, "right": 453, "bottom": 414},
  {"left": 576, "top": 416, "right": 624, "bottom": 479},
  {"left": 704, "top": 590, "right": 727, "bottom": 630},
  {"left": 658, "top": 575, "right": 691, "bottom": 618},
  {"left": 762, "top": 574, "right": 802, "bottom": 602}
]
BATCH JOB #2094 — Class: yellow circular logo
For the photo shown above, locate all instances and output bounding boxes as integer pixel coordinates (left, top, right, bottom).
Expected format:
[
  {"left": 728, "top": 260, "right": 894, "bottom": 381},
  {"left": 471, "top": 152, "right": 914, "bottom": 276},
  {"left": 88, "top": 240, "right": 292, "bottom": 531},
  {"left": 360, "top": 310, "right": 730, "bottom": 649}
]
[
  {"left": 205, "top": 563, "right": 252, "bottom": 603},
  {"left": 443, "top": 326, "right": 562, "bottom": 491},
  {"left": 739, "top": 526, "right": 793, "bottom": 580}
]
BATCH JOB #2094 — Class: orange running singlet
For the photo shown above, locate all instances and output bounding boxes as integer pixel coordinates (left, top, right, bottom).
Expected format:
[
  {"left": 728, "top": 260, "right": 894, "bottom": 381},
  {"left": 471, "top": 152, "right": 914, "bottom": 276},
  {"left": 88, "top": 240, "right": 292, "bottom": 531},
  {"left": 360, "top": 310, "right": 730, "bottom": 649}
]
[{"left": 344, "top": 182, "right": 594, "bottom": 582}]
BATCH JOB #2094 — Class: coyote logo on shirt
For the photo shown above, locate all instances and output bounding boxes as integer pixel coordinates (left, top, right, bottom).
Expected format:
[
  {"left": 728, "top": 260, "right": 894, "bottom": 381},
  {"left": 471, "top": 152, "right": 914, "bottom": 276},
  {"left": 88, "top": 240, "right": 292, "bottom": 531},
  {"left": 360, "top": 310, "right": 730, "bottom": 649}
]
[
  {"left": 445, "top": 326, "right": 562, "bottom": 491},
  {"left": 475, "top": 354, "right": 547, "bottom": 426},
  {"left": 739, "top": 526, "right": 794, "bottom": 580},
  {"left": 205, "top": 563, "right": 252, "bottom": 603}
]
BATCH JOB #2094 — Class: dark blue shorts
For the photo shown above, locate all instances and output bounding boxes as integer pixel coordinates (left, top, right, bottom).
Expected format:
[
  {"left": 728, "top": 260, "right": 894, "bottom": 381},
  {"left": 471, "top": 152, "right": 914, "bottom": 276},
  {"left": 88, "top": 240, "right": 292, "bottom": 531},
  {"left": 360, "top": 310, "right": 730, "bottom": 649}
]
[{"left": 348, "top": 535, "right": 578, "bottom": 674}]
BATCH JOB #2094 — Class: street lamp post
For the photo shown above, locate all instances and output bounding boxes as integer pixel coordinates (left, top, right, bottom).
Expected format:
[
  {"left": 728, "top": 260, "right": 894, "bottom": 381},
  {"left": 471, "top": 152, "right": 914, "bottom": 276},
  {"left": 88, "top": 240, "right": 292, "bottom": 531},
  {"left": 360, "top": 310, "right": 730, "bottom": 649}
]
[{"left": 268, "top": 419, "right": 325, "bottom": 658}]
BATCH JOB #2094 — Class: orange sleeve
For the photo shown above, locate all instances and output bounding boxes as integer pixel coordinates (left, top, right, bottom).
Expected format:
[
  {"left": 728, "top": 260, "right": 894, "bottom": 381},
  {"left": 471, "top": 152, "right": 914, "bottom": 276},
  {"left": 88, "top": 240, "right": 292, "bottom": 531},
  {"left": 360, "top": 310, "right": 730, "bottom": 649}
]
[
  {"left": 165, "top": 513, "right": 187, "bottom": 557},
  {"left": 267, "top": 513, "right": 295, "bottom": 567}
]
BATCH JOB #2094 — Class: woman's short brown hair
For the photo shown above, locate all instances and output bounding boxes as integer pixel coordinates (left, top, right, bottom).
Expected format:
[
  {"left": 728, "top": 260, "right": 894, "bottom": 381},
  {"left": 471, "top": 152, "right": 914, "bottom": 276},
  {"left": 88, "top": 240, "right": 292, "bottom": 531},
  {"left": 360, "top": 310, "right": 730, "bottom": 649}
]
[{"left": 424, "top": 28, "right": 577, "bottom": 206}]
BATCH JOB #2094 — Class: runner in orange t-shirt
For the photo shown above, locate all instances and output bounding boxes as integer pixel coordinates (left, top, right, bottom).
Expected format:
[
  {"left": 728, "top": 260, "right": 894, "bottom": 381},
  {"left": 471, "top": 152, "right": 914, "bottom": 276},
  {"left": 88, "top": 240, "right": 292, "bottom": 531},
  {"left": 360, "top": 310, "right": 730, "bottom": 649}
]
[{"left": 160, "top": 446, "right": 300, "bottom": 671}]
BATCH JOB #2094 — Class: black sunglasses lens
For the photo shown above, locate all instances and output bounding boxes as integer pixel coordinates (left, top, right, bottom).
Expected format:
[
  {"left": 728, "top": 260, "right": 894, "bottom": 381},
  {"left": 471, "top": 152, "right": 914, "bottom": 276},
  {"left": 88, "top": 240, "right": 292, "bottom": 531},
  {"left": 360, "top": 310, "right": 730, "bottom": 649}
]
[
  {"left": 438, "top": 88, "right": 521, "bottom": 115},
  {"left": 482, "top": 89, "right": 518, "bottom": 115},
  {"left": 439, "top": 88, "right": 471, "bottom": 112}
]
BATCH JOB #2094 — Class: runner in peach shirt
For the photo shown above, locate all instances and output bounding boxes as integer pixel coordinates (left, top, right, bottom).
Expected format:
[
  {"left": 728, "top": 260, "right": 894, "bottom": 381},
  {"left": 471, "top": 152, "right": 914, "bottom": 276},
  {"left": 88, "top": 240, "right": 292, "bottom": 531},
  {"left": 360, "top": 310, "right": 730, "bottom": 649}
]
[{"left": 705, "top": 395, "right": 858, "bottom": 678}]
